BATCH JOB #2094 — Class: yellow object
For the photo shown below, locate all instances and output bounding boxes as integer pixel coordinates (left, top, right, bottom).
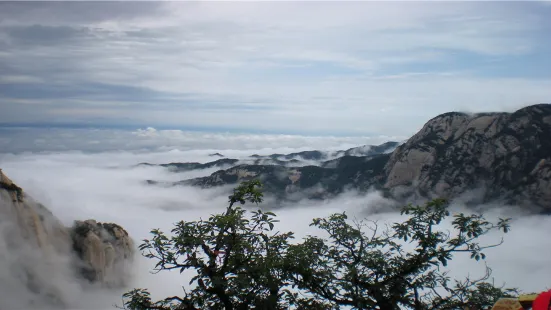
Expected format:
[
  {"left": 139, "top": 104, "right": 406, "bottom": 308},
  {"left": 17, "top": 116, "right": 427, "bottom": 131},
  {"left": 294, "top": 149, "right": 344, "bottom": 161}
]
[
  {"left": 491, "top": 298, "right": 523, "bottom": 310},
  {"left": 518, "top": 294, "right": 538, "bottom": 302}
]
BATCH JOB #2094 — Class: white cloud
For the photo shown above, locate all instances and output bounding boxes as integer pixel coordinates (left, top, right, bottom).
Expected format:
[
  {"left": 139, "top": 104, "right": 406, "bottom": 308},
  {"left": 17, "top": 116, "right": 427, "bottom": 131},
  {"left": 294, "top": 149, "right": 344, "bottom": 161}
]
[
  {"left": 0, "top": 127, "right": 402, "bottom": 154},
  {"left": 1, "top": 2, "right": 550, "bottom": 136},
  {"left": 0, "top": 148, "right": 550, "bottom": 308}
]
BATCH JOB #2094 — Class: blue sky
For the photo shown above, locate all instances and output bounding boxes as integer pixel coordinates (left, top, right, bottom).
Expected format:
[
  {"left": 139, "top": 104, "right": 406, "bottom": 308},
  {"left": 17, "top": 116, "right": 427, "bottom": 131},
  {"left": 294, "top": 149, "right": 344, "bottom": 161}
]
[{"left": 0, "top": 1, "right": 550, "bottom": 138}]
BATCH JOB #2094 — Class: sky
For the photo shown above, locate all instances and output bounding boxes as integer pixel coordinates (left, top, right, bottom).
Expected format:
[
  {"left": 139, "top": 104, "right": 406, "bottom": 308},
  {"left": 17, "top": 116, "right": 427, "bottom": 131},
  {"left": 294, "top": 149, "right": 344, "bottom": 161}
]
[
  {"left": 0, "top": 126, "right": 402, "bottom": 153},
  {"left": 1, "top": 1, "right": 550, "bottom": 138}
]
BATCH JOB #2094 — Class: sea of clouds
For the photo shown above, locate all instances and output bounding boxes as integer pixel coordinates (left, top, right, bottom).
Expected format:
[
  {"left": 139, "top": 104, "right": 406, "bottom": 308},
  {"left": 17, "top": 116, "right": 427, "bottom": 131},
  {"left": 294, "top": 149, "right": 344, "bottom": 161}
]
[{"left": 0, "top": 127, "right": 550, "bottom": 309}]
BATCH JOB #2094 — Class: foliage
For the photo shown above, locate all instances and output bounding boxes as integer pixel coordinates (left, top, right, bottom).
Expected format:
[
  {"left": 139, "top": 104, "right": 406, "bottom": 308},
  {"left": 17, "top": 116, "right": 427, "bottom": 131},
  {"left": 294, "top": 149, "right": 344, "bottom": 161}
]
[
  {"left": 122, "top": 180, "right": 295, "bottom": 310},
  {"left": 122, "top": 181, "right": 515, "bottom": 310},
  {"left": 286, "top": 199, "right": 513, "bottom": 309}
]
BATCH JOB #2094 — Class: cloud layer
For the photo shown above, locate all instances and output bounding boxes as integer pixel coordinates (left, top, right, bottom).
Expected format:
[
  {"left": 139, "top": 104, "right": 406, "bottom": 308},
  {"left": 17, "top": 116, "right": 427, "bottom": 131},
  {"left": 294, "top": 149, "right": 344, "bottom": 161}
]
[
  {"left": 1, "top": 2, "right": 550, "bottom": 136},
  {"left": 0, "top": 126, "right": 403, "bottom": 153},
  {"left": 1, "top": 145, "right": 550, "bottom": 308}
]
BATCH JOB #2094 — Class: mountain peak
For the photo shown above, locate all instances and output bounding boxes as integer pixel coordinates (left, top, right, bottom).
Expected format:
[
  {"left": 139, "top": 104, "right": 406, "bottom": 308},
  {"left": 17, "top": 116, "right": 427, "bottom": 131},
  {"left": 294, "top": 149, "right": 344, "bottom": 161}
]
[
  {"left": 0, "top": 168, "right": 24, "bottom": 202},
  {"left": 384, "top": 104, "right": 551, "bottom": 210},
  {"left": 0, "top": 168, "right": 135, "bottom": 307}
]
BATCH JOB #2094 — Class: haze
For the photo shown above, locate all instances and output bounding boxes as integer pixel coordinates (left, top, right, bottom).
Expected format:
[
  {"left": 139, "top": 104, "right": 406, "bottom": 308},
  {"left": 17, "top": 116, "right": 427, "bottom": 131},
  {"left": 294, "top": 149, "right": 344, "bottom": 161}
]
[{"left": 1, "top": 140, "right": 550, "bottom": 308}]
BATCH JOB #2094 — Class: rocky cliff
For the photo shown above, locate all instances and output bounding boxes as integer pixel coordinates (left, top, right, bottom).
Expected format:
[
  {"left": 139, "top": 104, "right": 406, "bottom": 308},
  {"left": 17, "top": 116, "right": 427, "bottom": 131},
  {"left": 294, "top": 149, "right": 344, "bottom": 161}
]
[
  {"left": 71, "top": 220, "right": 134, "bottom": 287},
  {"left": 384, "top": 104, "right": 551, "bottom": 210},
  {"left": 0, "top": 169, "right": 135, "bottom": 309},
  {"left": 152, "top": 104, "right": 551, "bottom": 212}
]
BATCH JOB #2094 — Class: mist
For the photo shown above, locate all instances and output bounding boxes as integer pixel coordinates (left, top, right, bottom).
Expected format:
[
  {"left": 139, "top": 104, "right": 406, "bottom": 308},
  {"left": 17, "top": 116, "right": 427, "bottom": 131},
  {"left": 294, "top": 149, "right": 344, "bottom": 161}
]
[{"left": 1, "top": 145, "right": 550, "bottom": 309}]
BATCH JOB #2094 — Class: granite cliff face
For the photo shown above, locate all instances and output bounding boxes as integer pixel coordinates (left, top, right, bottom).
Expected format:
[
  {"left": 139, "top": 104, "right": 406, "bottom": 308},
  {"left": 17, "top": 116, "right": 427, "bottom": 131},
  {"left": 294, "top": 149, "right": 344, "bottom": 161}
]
[
  {"left": 71, "top": 220, "right": 134, "bottom": 287},
  {"left": 150, "top": 104, "right": 551, "bottom": 212},
  {"left": 0, "top": 169, "right": 73, "bottom": 308},
  {"left": 384, "top": 104, "right": 551, "bottom": 209},
  {"left": 0, "top": 169, "right": 134, "bottom": 309}
]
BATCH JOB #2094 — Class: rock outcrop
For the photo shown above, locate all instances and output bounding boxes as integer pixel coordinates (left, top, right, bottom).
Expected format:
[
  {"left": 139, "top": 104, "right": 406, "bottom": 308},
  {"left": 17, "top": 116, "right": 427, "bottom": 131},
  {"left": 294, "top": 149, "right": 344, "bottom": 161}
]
[
  {"left": 154, "top": 104, "right": 551, "bottom": 212},
  {"left": 0, "top": 169, "right": 134, "bottom": 309},
  {"left": 384, "top": 104, "right": 551, "bottom": 210},
  {"left": 0, "top": 168, "right": 70, "bottom": 252},
  {"left": 0, "top": 169, "right": 73, "bottom": 308},
  {"left": 71, "top": 220, "right": 134, "bottom": 287}
]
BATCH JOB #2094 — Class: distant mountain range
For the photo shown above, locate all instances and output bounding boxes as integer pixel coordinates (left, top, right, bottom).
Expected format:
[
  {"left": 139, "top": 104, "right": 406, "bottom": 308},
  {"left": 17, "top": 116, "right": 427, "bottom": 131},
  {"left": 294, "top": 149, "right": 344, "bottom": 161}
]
[
  {"left": 144, "top": 104, "right": 551, "bottom": 213},
  {"left": 138, "top": 158, "right": 240, "bottom": 172},
  {"left": 140, "top": 141, "right": 399, "bottom": 171}
]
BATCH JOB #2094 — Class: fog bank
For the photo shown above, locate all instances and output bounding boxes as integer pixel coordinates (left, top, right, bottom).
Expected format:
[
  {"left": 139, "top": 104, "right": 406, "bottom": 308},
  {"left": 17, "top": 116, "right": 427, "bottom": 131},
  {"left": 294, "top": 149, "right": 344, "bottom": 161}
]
[{"left": 0, "top": 147, "right": 550, "bottom": 308}]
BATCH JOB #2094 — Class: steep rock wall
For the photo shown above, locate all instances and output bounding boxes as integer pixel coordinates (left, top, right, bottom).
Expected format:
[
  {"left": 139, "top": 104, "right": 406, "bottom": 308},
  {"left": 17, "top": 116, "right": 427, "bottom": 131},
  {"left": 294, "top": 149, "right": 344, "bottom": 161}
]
[{"left": 0, "top": 169, "right": 135, "bottom": 309}]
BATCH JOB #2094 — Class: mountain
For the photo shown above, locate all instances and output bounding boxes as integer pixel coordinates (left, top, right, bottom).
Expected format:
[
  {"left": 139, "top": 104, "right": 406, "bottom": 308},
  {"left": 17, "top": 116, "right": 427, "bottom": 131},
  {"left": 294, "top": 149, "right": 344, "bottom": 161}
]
[
  {"left": 141, "top": 141, "right": 400, "bottom": 174},
  {"left": 384, "top": 104, "right": 551, "bottom": 210},
  {"left": 333, "top": 141, "right": 400, "bottom": 158},
  {"left": 249, "top": 141, "right": 400, "bottom": 161},
  {"left": 251, "top": 150, "right": 326, "bottom": 161},
  {"left": 179, "top": 154, "right": 390, "bottom": 201},
  {"left": 150, "top": 143, "right": 398, "bottom": 200},
  {"left": 0, "top": 169, "right": 134, "bottom": 309},
  {"left": 138, "top": 158, "right": 239, "bottom": 172},
  {"left": 153, "top": 104, "right": 551, "bottom": 212}
]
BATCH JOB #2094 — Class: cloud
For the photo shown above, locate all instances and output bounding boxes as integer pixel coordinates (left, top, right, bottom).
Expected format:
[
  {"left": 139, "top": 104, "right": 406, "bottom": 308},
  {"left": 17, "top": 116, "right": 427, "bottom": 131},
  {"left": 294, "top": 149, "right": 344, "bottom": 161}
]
[
  {"left": 0, "top": 127, "right": 403, "bottom": 154},
  {"left": 0, "top": 2, "right": 550, "bottom": 136},
  {"left": 1, "top": 25, "right": 94, "bottom": 46},
  {"left": 0, "top": 2, "right": 166, "bottom": 26},
  {"left": 0, "top": 147, "right": 550, "bottom": 308}
]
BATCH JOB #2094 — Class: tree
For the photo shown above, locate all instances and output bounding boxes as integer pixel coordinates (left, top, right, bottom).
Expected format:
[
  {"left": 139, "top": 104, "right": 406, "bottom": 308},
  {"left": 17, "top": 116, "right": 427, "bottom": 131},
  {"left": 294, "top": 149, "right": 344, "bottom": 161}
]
[
  {"left": 286, "top": 199, "right": 514, "bottom": 309},
  {"left": 122, "top": 180, "right": 296, "bottom": 310},
  {"left": 122, "top": 181, "right": 516, "bottom": 310}
]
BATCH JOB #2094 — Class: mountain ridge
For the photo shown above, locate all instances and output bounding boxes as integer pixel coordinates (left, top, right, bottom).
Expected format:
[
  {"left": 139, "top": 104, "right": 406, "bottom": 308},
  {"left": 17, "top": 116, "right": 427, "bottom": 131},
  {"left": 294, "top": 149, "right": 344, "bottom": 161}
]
[
  {"left": 140, "top": 141, "right": 400, "bottom": 172},
  {"left": 146, "top": 104, "right": 551, "bottom": 212}
]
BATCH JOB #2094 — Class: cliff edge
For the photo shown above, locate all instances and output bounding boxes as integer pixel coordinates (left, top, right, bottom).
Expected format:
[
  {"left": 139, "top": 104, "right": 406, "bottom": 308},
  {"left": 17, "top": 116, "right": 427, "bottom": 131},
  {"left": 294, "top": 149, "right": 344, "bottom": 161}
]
[{"left": 0, "top": 168, "right": 135, "bottom": 309}]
